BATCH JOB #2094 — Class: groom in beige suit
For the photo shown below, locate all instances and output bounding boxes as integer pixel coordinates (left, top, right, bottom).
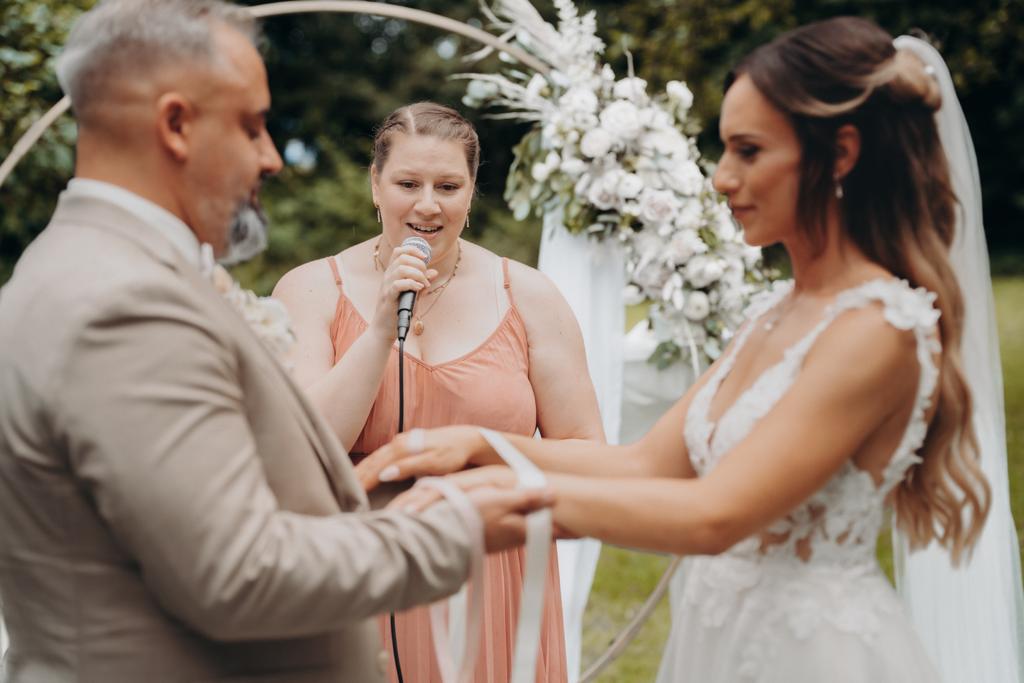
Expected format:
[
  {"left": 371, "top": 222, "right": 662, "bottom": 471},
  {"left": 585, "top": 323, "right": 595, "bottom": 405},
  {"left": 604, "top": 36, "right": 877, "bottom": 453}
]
[{"left": 0, "top": 1, "right": 551, "bottom": 681}]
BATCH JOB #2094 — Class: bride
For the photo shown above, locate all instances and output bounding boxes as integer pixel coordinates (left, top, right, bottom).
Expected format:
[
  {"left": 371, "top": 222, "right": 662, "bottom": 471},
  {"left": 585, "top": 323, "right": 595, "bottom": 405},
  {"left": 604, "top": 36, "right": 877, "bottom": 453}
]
[{"left": 358, "top": 16, "right": 1010, "bottom": 681}]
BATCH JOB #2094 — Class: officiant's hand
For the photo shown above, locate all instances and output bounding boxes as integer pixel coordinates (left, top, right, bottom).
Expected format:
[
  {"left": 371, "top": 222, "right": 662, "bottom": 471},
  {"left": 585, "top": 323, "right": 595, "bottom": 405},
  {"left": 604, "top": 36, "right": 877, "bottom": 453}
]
[
  {"left": 367, "top": 243, "right": 437, "bottom": 344},
  {"left": 357, "top": 425, "right": 501, "bottom": 492}
]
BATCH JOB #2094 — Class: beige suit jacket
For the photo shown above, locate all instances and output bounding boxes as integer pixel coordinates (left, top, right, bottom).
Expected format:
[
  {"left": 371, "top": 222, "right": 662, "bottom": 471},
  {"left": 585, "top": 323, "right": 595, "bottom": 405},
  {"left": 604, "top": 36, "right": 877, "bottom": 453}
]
[{"left": 0, "top": 193, "right": 478, "bottom": 682}]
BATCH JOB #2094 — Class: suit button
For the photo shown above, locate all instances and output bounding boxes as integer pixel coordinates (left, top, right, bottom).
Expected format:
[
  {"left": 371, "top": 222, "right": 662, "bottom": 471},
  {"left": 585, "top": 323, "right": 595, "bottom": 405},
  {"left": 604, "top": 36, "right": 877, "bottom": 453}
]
[{"left": 378, "top": 649, "right": 391, "bottom": 675}]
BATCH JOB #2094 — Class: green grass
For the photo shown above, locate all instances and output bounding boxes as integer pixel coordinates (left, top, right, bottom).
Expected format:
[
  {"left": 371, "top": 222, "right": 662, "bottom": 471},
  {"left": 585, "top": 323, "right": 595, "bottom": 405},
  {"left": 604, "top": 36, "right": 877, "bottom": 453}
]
[
  {"left": 580, "top": 276, "right": 1024, "bottom": 682},
  {"left": 996, "top": 278, "right": 1024, "bottom": 564}
]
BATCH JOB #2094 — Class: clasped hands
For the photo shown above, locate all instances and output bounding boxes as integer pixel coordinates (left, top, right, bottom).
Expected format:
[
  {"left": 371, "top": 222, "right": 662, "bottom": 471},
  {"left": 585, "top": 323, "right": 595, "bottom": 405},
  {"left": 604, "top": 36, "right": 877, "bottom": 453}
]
[{"left": 356, "top": 426, "right": 569, "bottom": 551}]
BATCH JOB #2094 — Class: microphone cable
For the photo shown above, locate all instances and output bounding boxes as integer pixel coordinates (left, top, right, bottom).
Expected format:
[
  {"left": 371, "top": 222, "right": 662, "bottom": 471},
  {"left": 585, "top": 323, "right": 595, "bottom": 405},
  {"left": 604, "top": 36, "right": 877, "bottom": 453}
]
[
  {"left": 389, "top": 235, "right": 429, "bottom": 683},
  {"left": 389, "top": 335, "right": 408, "bottom": 683}
]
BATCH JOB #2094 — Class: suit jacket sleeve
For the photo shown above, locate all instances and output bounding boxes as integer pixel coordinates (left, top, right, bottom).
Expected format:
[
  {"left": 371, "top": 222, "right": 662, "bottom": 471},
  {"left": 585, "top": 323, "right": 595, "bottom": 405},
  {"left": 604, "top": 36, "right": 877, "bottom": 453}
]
[{"left": 50, "top": 282, "right": 480, "bottom": 641}]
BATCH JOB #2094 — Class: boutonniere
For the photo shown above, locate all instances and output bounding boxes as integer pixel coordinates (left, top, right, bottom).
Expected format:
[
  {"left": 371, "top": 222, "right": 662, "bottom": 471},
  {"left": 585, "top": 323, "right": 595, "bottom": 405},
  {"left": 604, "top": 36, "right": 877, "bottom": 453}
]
[{"left": 201, "top": 244, "right": 296, "bottom": 365}]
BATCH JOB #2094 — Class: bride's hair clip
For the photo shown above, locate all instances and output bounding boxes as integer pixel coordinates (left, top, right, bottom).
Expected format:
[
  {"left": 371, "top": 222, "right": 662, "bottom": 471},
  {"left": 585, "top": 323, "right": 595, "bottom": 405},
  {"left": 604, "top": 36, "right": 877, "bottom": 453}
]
[{"left": 885, "top": 48, "right": 943, "bottom": 110}]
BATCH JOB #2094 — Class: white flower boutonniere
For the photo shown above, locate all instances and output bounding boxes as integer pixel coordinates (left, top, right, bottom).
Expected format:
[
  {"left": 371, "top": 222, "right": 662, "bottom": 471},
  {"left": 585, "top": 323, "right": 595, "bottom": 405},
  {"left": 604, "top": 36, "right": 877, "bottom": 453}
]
[{"left": 201, "top": 244, "right": 297, "bottom": 365}]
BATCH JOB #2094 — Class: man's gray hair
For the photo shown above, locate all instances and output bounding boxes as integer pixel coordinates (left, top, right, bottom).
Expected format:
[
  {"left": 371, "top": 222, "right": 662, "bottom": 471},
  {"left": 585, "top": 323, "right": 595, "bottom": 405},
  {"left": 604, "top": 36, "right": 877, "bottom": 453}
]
[{"left": 56, "top": 0, "right": 258, "bottom": 115}]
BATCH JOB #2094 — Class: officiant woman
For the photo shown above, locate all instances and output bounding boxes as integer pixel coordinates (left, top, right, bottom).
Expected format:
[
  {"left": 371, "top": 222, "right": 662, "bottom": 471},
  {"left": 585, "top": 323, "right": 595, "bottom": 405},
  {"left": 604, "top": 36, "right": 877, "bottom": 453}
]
[{"left": 273, "top": 101, "right": 604, "bottom": 683}]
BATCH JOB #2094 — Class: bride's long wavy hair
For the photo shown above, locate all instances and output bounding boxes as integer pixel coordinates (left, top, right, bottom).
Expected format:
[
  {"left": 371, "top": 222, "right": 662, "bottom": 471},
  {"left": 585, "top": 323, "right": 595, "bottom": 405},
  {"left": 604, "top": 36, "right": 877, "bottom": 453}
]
[{"left": 728, "top": 17, "right": 989, "bottom": 562}]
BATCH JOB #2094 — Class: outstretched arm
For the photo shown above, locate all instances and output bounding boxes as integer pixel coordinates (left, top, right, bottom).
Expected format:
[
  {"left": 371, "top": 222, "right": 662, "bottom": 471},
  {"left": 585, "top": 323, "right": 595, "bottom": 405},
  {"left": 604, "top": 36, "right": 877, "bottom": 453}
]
[
  {"left": 535, "top": 307, "right": 920, "bottom": 554},
  {"left": 395, "top": 306, "right": 920, "bottom": 556},
  {"left": 60, "top": 283, "right": 554, "bottom": 641}
]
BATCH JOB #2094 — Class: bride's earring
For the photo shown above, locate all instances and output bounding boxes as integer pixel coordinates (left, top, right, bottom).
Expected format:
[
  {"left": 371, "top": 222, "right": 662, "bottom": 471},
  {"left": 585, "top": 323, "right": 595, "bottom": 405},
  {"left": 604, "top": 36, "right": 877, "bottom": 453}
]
[
  {"left": 375, "top": 205, "right": 382, "bottom": 224},
  {"left": 833, "top": 175, "right": 844, "bottom": 200}
]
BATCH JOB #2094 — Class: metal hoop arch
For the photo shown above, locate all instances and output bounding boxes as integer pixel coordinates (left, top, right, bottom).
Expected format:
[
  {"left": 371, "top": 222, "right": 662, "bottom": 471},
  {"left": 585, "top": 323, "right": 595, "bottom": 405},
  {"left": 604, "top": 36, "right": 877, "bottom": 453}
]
[{"left": 0, "top": 0, "right": 549, "bottom": 190}]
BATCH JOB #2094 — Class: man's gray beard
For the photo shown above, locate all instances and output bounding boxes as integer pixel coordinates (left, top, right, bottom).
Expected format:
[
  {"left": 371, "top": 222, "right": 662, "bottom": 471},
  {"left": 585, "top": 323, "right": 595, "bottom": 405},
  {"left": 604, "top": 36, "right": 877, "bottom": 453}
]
[{"left": 218, "top": 201, "right": 269, "bottom": 266}]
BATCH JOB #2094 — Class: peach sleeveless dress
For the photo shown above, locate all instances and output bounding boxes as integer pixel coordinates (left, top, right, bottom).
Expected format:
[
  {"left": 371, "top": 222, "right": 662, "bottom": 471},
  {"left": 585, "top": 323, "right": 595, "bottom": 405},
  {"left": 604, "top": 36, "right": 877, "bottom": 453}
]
[{"left": 326, "top": 255, "right": 568, "bottom": 683}]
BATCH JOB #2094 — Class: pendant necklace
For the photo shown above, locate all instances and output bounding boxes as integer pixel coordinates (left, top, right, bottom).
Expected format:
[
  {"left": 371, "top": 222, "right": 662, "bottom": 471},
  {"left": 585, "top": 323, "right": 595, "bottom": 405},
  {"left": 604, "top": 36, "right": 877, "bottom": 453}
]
[
  {"left": 412, "top": 242, "right": 461, "bottom": 335},
  {"left": 373, "top": 238, "right": 462, "bottom": 336}
]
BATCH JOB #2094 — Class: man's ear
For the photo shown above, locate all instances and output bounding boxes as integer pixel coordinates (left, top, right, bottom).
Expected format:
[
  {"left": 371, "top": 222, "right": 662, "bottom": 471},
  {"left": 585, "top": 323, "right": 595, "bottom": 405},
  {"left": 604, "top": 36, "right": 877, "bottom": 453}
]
[
  {"left": 833, "top": 124, "right": 861, "bottom": 182},
  {"left": 156, "top": 93, "right": 193, "bottom": 162}
]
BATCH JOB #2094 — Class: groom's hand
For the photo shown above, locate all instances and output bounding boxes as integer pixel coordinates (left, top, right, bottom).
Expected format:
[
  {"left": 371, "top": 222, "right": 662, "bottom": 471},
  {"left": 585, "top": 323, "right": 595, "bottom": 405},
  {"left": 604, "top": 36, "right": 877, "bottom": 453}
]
[
  {"left": 470, "top": 485, "right": 555, "bottom": 552},
  {"left": 388, "top": 466, "right": 554, "bottom": 552}
]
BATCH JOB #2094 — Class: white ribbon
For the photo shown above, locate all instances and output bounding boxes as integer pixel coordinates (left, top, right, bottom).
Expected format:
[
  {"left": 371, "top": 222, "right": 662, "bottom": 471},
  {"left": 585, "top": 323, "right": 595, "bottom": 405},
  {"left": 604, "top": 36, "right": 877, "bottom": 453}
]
[
  {"left": 419, "top": 476, "right": 485, "bottom": 683},
  {"left": 424, "top": 427, "right": 552, "bottom": 683}
]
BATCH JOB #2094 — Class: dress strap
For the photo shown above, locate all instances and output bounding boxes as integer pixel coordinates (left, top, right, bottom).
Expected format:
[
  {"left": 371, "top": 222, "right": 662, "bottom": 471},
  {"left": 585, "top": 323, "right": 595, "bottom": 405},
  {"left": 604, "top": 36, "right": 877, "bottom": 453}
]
[
  {"left": 326, "top": 255, "right": 344, "bottom": 290},
  {"left": 784, "top": 279, "right": 941, "bottom": 490},
  {"left": 501, "top": 257, "right": 517, "bottom": 308}
]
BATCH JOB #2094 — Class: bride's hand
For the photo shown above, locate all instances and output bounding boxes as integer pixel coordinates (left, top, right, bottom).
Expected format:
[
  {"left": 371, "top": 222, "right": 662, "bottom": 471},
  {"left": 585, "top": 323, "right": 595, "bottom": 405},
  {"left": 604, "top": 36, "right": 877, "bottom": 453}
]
[
  {"left": 367, "top": 243, "right": 436, "bottom": 344},
  {"left": 356, "top": 425, "right": 497, "bottom": 492}
]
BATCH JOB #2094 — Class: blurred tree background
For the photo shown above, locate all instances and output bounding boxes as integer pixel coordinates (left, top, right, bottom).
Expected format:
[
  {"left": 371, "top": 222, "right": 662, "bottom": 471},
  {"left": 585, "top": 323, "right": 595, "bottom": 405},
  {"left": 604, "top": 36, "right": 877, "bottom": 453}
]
[{"left": 1, "top": 0, "right": 1022, "bottom": 288}]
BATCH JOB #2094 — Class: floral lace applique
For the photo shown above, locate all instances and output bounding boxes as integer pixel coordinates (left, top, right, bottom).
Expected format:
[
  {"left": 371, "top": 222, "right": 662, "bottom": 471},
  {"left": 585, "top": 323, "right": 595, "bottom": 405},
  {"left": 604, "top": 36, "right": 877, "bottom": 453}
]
[{"left": 679, "top": 278, "right": 941, "bottom": 670}]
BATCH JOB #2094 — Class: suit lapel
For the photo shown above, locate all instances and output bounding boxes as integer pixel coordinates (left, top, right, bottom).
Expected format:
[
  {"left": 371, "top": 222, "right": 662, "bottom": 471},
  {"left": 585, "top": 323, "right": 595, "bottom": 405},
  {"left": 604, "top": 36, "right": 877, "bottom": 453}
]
[
  {"left": 176, "top": 263, "right": 367, "bottom": 511},
  {"left": 54, "top": 195, "right": 366, "bottom": 511}
]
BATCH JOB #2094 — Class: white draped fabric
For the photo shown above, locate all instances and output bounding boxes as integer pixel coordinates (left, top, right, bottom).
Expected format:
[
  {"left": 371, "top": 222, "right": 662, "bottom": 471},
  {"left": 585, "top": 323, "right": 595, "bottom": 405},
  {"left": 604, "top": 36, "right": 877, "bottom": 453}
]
[
  {"left": 536, "top": 210, "right": 624, "bottom": 683},
  {"left": 619, "top": 322, "right": 694, "bottom": 629},
  {"left": 892, "top": 35, "right": 1024, "bottom": 683}
]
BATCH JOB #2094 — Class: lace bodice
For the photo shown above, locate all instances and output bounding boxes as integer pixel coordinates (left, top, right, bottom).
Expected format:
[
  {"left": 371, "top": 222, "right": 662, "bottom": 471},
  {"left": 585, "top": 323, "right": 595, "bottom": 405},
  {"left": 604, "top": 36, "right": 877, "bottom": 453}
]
[{"left": 684, "top": 278, "right": 941, "bottom": 567}]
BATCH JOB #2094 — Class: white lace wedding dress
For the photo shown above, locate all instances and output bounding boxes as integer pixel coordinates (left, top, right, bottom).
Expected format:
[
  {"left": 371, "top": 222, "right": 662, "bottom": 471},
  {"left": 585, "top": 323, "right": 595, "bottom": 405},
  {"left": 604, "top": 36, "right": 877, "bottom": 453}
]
[{"left": 656, "top": 278, "right": 943, "bottom": 683}]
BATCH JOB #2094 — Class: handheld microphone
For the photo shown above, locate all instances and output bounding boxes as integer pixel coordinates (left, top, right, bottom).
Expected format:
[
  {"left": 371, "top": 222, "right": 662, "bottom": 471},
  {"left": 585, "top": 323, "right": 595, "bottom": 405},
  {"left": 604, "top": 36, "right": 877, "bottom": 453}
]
[{"left": 396, "top": 236, "right": 432, "bottom": 342}]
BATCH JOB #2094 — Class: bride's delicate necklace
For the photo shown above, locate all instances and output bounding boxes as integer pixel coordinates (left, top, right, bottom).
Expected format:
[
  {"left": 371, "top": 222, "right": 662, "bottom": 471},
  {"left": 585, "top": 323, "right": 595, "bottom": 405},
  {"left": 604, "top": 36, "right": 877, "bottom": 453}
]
[
  {"left": 762, "top": 294, "right": 798, "bottom": 332},
  {"left": 412, "top": 242, "right": 461, "bottom": 336}
]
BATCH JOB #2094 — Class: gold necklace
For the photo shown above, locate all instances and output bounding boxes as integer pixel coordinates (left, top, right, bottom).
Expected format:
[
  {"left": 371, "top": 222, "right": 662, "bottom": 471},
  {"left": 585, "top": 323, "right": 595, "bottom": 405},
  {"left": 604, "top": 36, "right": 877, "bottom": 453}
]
[{"left": 413, "top": 242, "right": 461, "bottom": 336}]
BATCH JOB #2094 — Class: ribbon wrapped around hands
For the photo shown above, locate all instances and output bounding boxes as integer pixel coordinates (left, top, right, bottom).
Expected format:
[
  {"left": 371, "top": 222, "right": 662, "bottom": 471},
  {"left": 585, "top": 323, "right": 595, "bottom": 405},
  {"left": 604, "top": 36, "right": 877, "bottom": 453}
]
[{"left": 407, "top": 428, "right": 552, "bottom": 683}]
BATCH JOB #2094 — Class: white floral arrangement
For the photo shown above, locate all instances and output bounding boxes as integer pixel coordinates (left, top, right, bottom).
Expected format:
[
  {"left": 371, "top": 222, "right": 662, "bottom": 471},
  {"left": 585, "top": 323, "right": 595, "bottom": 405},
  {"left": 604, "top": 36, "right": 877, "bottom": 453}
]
[
  {"left": 201, "top": 247, "right": 296, "bottom": 364},
  {"left": 459, "top": 0, "right": 773, "bottom": 367}
]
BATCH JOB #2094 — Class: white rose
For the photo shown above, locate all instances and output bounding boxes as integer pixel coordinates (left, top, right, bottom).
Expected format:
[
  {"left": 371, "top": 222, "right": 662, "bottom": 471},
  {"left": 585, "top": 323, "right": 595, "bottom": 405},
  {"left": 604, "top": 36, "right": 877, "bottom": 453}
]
[
  {"left": 618, "top": 173, "right": 645, "bottom": 201},
  {"left": 666, "top": 80, "right": 694, "bottom": 111},
  {"left": 587, "top": 174, "right": 619, "bottom": 210},
  {"left": 640, "top": 128, "right": 687, "bottom": 158},
  {"left": 664, "top": 161, "right": 705, "bottom": 196},
  {"left": 559, "top": 86, "right": 599, "bottom": 114},
  {"left": 599, "top": 100, "right": 643, "bottom": 140},
  {"left": 613, "top": 77, "right": 648, "bottom": 102},
  {"left": 531, "top": 151, "right": 561, "bottom": 182},
  {"left": 580, "top": 128, "right": 613, "bottom": 158},
  {"left": 683, "top": 290, "right": 710, "bottom": 321},
  {"left": 666, "top": 227, "right": 705, "bottom": 263},
  {"left": 639, "top": 188, "right": 680, "bottom": 225},
  {"left": 685, "top": 256, "right": 725, "bottom": 288},
  {"left": 560, "top": 157, "right": 587, "bottom": 178},
  {"left": 674, "top": 202, "right": 704, "bottom": 232},
  {"left": 633, "top": 259, "right": 673, "bottom": 292},
  {"left": 541, "top": 123, "right": 563, "bottom": 149}
]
